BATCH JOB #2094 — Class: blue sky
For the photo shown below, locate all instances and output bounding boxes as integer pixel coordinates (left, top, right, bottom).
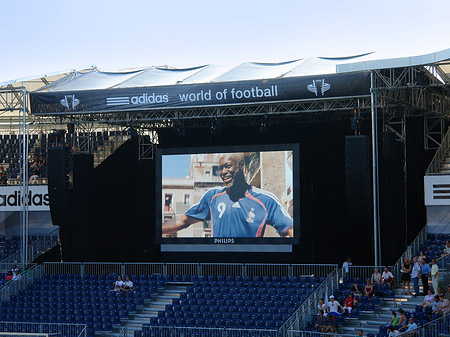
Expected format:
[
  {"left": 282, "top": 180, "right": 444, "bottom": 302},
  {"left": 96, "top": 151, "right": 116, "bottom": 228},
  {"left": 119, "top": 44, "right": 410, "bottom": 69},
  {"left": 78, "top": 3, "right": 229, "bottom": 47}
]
[
  {"left": 162, "top": 154, "right": 191, "bottom": 178},
  {"left": 1, "top": 0, "right": 449, "bottom": 82}
]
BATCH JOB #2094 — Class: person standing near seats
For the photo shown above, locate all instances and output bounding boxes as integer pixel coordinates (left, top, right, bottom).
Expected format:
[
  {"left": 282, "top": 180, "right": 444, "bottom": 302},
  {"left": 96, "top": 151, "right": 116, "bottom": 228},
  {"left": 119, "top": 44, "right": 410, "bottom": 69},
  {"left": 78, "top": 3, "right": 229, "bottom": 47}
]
[
  {"left": 431, "top": 258, "right": 439, "bottom": 295},
  {"left": 401, "top": 257, "right": 412, "bottom": 295},
  {"left": 421, "top": 258, "right": 431, "bottom": 295},
  {"left": 411, "top": 257, "right": 421, "bottom": 296},
  {"left": 342, "top": 257, "right": 352, "bottom": 275},
  {"left": 442, "top": 240, "right": 450, "bottom": 257}
]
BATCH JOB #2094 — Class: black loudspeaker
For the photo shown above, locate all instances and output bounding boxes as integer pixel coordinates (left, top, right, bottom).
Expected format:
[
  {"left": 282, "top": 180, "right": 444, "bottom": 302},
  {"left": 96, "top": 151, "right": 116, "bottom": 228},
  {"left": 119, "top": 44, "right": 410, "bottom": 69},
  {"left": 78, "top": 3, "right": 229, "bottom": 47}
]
[
  {"left": 345, "top": 136, "right": 370, "bottom": 223},
  {"left": 382, "top": 131, "right": 393, "bottom": 157},
  {"left": 67, "top": 124, "right": 75, "bottom": 134},
  {"left": 64, "top": 154, "right": 93, "bottom": 260},
  {"left": 47, "top": 147, "right": 70, "bottom": 226}
]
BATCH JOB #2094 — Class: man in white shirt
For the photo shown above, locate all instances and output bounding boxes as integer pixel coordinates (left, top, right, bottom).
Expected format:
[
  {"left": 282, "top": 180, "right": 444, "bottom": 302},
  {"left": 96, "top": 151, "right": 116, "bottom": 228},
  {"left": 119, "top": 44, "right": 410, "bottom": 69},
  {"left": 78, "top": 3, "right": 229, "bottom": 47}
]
[
  {"left": 431, "top": 259, "right": 439, "bottom": 295},
  {"left": 113, "top": 275, "right": 124, "bottom": 292},
  {"left": 123, "top": 276, "right": 134, "bottom": 292},
  {"left": 342, "top": 258, "right": 352, "bottom": 275},
  {"left": 382, "top": 267, "right": 394, "bottom": 289},
  {"left": 12, "top": 270, "right": 22, "bottom": 281},
  {"left": 326, "top": 295, "right": 344, "bottom": 317},
  {"left": 442, "top": 240, "right": 450, "bottom": 257},
  {"left": 387, "top": 325, "right": 399, "bottom": 337},
  {"left": 411, "top": 257, "right": 421, "bottom": 296}
]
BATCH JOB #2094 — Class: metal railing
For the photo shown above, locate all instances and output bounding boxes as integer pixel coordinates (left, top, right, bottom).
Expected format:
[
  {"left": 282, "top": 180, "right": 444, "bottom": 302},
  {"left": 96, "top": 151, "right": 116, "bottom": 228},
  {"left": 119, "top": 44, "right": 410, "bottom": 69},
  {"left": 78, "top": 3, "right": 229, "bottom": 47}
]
[
  {"left": 0, "top": 264, "right": 43, "bottom": 302},
  {"left": 288, "top": 331, "right": 362, "bottom": 337},
  {"left": 426, "top": 126, "right": 450, "bottom": 175},
  {"left": 42, "top": 262, "right": 338, "bottom": 279},
  {"left": 120, "top": 325, "right": 279, "bottom": 337},
  {"left": 398, "top": 314, "right": 450, "bottom": 336},
  {"left": 343, "top": 265, "right": 392, "bottom": 283},
  {"left": 0, "top": 322, "right": 86, "bottom": 337},
  {"left": 0, "top": 229, "right": 59, "bottom": 266},
  {"left": 392, "top": 226, "right": 428, "bottom": 284},
  {"left": 279, "top": 267, "right": 341, "bottom": 335}
]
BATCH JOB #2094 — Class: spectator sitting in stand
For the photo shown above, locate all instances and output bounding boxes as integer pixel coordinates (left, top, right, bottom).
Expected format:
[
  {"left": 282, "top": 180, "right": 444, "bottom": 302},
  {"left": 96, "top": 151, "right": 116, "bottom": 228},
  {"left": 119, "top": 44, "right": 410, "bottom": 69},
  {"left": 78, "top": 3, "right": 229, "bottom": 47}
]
[
  {"left": 0, "top": 166, "right": 7, "bottom": 186},
  {"left": 397, "top": 308, "right": 407, "bottom": 329},
  {"left": 122, "top": 276, "right": 133, "bottom": 292},
  {"left": 399, "top": 317, "right": 418, "bottom": 335},
  {"left": 323, "top": 314, "right": 337, "bottom": 333},
  {"left": 38, "top": 154, "right": 46, "bottom": 174},
  {"left": 317, "top": 298, "right": 326, "bottom": 314},
  {"left": 371, "top": 268, "right": 382, "bottom": 290},
  {"left": 437, "top": 293, "right": 450, "bottom": 315},
  {"left": 5, "top": 271, "right": 13, "bottom": 282},
  {"left": 326, "top": 295, "right": 344, "bottom": 318},
  {"left": 445, "top": 285, "right": 450, "bottom": 302},
  {"left": 422, "top": 289, "right": 435, "bottom": 308},
  {"left": 113, "top": 275, "right": 124, "bottom": 292},
  {"left": 344, "top": 292, "right": 358, "bottom": 316},
  {"left": 430, "top": 295, "right": 441, "bottom": 314},
  {"left": 314, "top": 310, "right": 327, "bottom": 332},
  {"left": 386, "top": 310, "right": 399, "bottom": 327},
  {"left": 419, "top": 251, "right": 427, "bottom": 264},
  {"left": 364, "top": 279, "right": 374, "bottom": 300},
  {"left": 442, "top": 240, "right": 450, "bottom": 257},
  {"left": 357, "top": 329, "right": 363, "bottom": 336},
  {"left": 351, "top": 282, "right": 363, "bottom": 298},
  {"left": 29, "top": 164, "right": 40, "bottom": 184},
  {"left": 382, "top": 266, "right": 394, "bottom": 289},
  {"left": 387, "top": 325, "right": 399, "bottom": 337},
  {"left": 12, "top": 270, "right": 22, "bottom": 281}
]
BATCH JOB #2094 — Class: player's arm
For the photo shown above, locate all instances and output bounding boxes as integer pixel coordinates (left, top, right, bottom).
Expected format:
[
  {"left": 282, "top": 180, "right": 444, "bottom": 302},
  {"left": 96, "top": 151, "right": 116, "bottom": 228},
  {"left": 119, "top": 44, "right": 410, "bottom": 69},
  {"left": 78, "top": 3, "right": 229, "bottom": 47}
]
[{"left": 162, "top": 215, "right": 200, "bottom": 235}]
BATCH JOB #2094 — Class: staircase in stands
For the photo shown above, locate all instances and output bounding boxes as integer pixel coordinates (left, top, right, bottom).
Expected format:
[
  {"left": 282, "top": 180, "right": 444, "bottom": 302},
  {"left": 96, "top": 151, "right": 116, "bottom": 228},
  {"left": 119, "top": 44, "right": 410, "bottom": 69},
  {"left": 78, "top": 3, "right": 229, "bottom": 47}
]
[
  {"left": 340, "top": 285, "right": 423, "bottom": 335},
  {"left": 108, "top": 284, "right": 187, "bottom": 337}
]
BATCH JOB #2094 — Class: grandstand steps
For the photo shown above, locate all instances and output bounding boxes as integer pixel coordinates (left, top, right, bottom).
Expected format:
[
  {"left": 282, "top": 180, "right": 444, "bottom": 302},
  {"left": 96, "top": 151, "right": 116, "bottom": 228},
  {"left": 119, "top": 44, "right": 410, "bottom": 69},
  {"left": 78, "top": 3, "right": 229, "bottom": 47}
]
[
  {"left": 339, "top": 286, "right": 424, "bottom": 335},
  {"left": 105, "top": 285, "right": 188, "bottom": 337}
]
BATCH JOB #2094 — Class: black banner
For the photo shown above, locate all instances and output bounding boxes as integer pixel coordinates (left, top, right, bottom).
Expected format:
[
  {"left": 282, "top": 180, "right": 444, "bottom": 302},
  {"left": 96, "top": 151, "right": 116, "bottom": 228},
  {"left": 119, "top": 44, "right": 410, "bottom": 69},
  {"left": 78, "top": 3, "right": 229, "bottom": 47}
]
[{"left": 30, "top": 72, "right": 370, "bottom": 115}]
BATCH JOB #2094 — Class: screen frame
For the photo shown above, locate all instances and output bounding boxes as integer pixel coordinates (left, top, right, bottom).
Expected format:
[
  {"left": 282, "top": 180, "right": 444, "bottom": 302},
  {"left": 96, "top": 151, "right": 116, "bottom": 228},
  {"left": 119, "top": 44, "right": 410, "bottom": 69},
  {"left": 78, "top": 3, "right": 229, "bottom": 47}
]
[{"left": 155, "top": 143, "right": 300, "bottom": 247}]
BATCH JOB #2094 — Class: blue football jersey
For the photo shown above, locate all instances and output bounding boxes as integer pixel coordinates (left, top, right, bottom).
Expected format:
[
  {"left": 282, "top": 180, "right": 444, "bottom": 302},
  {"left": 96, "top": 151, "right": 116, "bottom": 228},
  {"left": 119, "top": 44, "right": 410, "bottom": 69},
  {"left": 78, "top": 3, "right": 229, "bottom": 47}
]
[{"left": 185, "top": 186, "right": 293, "bottom": 237}]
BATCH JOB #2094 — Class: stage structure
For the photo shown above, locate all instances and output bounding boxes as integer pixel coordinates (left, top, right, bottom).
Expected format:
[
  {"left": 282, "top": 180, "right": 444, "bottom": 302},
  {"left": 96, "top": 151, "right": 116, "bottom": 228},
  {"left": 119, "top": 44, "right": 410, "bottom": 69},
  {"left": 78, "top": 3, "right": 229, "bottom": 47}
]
[{"left": 2, "top": 50, "right": 450, "bottom": 264}]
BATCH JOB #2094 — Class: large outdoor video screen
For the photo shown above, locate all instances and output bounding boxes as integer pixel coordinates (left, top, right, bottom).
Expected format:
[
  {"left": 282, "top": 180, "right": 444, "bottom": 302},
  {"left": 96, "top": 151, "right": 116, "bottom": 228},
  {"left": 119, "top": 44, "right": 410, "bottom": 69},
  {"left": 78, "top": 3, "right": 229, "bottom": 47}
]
[{"left": 155, "top": 144, "right": 299, "bottom": 251}]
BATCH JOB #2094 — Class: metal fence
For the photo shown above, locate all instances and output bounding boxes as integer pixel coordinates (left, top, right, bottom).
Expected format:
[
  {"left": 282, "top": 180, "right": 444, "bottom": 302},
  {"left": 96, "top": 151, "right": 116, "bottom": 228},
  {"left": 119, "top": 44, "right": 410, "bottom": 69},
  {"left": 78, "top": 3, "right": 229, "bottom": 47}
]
[
  {"left": 287, "top": 331, "right": 362, "bottom": 337},
  {"left": 392, "top": 226, "right": 428, "bottom": 284},
  {"left": 119, "top": 326, "right": 279, "bottom": 337},
  {"left": 398, "top": 314, "right": 450, "bottom": 336},
  {"left": 42, "top": 262, "right": 338, "bottom": 278},
  {"left": 343, "top": 265, "right": 393, "bottom": 283},
  {"left": 0, "top": 228, "right": 59, "bottom": 266},
  {"left": 279, "top": 267, "right": 341, "bottom": 335},
  {"left": 0, "top": 322, "right": 86, "bottom": 337},
  {"left": 426, "top": 126, "right": 450, "bottom": 175}
]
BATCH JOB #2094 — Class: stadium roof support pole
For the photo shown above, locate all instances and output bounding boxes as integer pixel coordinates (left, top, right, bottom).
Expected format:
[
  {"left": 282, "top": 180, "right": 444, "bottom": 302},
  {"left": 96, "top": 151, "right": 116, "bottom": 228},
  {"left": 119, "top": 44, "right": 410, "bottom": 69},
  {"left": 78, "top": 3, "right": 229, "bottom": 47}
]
[
  {"left": 20, "top": 88, "right": 29, "bottom": 266},
  {"left": 371, "top": 72, "right": 381, "bottom": 266}
]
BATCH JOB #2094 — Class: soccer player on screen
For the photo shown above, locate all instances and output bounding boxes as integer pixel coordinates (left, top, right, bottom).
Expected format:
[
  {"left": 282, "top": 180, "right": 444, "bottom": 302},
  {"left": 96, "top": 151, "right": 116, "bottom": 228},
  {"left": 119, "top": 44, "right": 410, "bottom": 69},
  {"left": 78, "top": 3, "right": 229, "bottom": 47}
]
[{"left": 162, "top": 153, "right": 293, "bottom": 237}]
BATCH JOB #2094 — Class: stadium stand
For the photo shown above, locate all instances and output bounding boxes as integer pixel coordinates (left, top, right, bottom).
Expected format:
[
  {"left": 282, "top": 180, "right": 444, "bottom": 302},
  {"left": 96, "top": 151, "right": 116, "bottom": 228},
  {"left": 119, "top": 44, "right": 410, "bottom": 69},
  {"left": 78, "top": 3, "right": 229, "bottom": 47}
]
[{"left": 0, "top": 130, "right": 126, "bottom": 183}]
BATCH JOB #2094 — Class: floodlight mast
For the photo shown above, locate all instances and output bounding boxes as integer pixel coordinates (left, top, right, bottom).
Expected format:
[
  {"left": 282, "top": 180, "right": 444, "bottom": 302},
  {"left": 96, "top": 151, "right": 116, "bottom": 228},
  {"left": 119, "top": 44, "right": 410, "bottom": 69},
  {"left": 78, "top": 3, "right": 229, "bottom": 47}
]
[{"left": 371, "top": 72, "right": 381, "bottom": 267}]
